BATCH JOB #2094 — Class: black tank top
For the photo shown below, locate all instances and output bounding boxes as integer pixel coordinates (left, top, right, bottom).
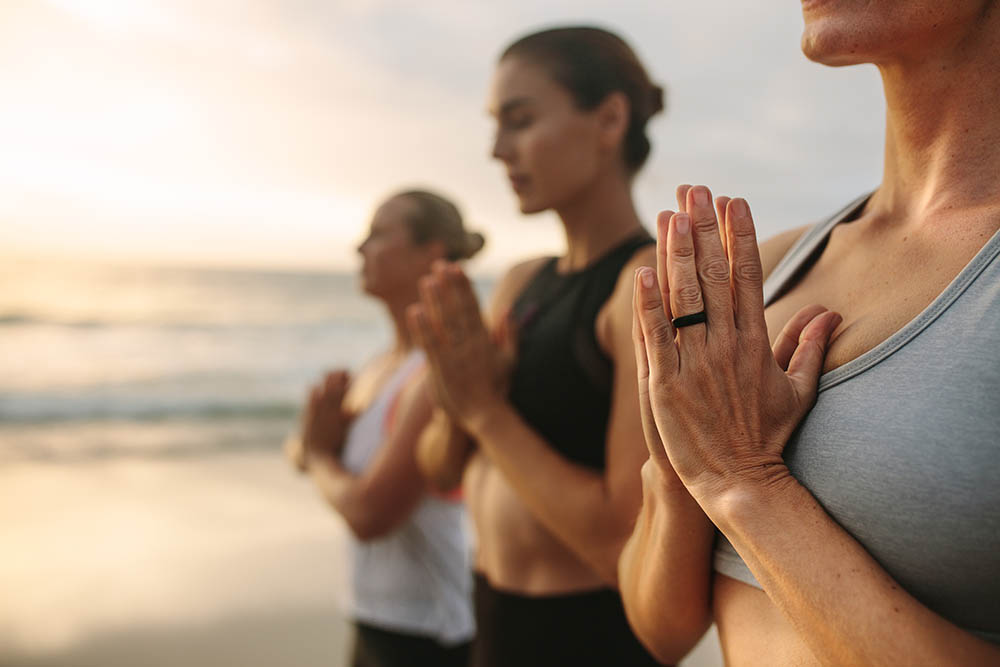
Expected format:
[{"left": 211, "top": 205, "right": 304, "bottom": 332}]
[{"left": 508, "top": 235, "right": 653, "bottom": 471}]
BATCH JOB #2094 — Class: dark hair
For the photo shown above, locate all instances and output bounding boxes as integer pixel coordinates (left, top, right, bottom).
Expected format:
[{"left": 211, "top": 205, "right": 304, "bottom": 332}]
[
  {"left": 501, "top": 26, "right": 665, "bottom": 173},
  {"left": 394, "top": 190, "right": 485, "bottom": 261}
]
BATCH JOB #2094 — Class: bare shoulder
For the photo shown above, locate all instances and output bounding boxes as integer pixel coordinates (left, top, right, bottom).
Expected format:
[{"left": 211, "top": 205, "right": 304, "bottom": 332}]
[
  {"left": 760, "top": 225, "right": 810, "bottom": 281},
  {"left": 484, "top": 256, "right": 552, "bottom": 322},
  {"left": 394, "top": 364, "right": 432, "bottom": 418},
  {"left": 601, "top": 243, "right": 657, "bottom": 354}
]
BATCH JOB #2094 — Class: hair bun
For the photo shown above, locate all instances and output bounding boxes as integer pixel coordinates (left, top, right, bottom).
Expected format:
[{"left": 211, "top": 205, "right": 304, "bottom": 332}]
[
  {"left": 464, "top": 231, "right": 486, "bottom": 259},
  {"left": 648, "top": 84, "right": 665, "bottom": 116}
]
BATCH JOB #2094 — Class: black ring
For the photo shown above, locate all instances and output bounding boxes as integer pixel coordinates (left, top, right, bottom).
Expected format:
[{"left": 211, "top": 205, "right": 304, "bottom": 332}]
[{"left": 672, "top": 311, "right": 707, "bottom": 328}]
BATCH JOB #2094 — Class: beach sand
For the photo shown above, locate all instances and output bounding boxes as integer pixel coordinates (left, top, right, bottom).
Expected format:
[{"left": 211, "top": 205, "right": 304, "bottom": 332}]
[{"left": 1, "top": 443, "right": 722, "bottom": 666}]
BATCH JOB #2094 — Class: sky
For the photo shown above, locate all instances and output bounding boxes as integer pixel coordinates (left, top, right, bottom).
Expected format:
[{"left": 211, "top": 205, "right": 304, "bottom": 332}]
[{"left": 0, "top": 0, "right": 887, "bottom": 274}]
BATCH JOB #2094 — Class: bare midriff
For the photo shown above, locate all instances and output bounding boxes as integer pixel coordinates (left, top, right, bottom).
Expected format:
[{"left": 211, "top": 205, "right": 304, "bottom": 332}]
[
  {"left": 464, "top": 453, "right": 607, "bottom": 594},
  {"left": 714, "top": 574, "right": 820, "bottom": 666}
]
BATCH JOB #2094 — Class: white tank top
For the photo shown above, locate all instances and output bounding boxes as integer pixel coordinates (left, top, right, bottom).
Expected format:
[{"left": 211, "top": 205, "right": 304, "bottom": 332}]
[{"left": 340, "top": 351, "right": 475, "bottom": 644}]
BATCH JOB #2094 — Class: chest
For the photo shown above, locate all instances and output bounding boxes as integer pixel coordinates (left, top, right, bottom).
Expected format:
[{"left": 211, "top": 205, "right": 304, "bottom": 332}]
[
  {"left": 343, "top": 354, "right": 403, "bottom": 416},
  {"left": 764, "top": 230, "right": 978, "bottom": 374},
  {"left": 776, "top": 254, "right": 1000, "bottom": 632}
]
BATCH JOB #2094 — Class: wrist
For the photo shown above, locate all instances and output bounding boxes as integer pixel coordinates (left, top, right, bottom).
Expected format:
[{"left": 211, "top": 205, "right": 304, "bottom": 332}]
[
  {"left": 307, "top": 446, "right": 343, "bottom": 471},
  {"left": 462, "top": 399, "right": 510, "bottom": 439},
  {"left": 694, "top": 465, "right": 798, "bottom": 532}
]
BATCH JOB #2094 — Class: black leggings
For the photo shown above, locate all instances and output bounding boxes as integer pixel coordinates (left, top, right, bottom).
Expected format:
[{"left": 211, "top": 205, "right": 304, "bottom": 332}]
[
  {"left": 470, "top": 573, "right": 666, "bottom": 667},
  {"left": 351, "top": 622, "right": 471, "bottom": 667}
]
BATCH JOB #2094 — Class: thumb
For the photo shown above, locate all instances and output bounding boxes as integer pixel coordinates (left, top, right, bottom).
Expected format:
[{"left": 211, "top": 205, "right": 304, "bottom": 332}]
[
  {"left": 786, "top": 310, "right": 842, "bottom": 405},
  {"left": 495, "top": 310, "right": 519, "bottom": 368}
]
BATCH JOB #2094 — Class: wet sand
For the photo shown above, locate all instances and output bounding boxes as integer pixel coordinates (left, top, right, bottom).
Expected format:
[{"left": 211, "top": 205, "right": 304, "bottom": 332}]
[{"left": 1, "top": 445, "right": 721, "bottom": 666}]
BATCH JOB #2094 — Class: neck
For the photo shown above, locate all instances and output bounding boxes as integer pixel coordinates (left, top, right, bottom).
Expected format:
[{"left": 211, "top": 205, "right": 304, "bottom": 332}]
[
  {"left": 553, "top": 168, "right": 645, "bottom": 271},
  {"left": 873, "top": 17, "right": 1000, "bottom": 225},
  {"left": 384, "top": 294, "right": 417, "bottom": 354}
]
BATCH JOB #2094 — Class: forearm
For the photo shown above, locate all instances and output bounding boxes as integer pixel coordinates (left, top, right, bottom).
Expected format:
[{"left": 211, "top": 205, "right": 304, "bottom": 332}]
[
  {"left": 705, "top": 474, "right": 1000, "bottom": 666},
  {"left": 619, "top": 461, "right": 716, "bottom": 663},
  {"left": 466, "top": 402, "right": 635, "bottom": 583},
  {"left": 416, "top": 409, "right": 473, "bottom": 491},
  {"left": 308, "top": 454, "right": 395, "bottom": 541}
]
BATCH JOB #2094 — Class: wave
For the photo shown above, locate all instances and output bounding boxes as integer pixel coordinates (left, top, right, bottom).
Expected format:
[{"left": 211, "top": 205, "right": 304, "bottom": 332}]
[
  {"left": 0, "top": 418, "right": 295, "bottom": 464},
  {"left": 0, "top": 397, "right": 300, "bottom": 424},
  {"left": 0, "top": 312, "right": 379, "bottom": 331}
]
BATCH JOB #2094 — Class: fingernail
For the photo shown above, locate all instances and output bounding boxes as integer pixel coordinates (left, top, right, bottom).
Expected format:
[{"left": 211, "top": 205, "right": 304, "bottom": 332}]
[
  {"left": 732, "top": 198, "right": 749, "bottom": 218},
  {"left": 693, "top": 187, "right": 709, "bottom": 207},
  {"left": 675, "top": 213, "right": 690, "bottom": 235},
  {"left": 640, "top": 268, "right": 655, "bottom": 289}
]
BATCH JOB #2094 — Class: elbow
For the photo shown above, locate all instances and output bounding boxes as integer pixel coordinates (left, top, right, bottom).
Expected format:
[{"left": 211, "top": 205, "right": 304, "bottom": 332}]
[
  {"left": 628, "top": 604, "right": 711, "bottom": 665},
  {"left": 417, "top": 457, "right": 463, "bottom": 494},
  {"left": 343, "top": 512, "right": 396, "bottom": 542},
  {"left": 594, "top": 531, "right": 632, "bottom": 587},
  {"left": 617, "top": 532, "right": 712, "bottom": 664}
]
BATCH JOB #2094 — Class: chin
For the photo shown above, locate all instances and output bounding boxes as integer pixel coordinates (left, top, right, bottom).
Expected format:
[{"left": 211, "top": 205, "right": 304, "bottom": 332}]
[
  {"left": 358, "top": 274, "right": 377, "bottom": 296},
  {"left": 801, "top": 26, "right": 860, "bottom": 66},
  {"left": 514, "top": 192, "right": 550, "bottom": 215},
  {"left": 799, "top": 6, "right": 891, "bottom": 67}
]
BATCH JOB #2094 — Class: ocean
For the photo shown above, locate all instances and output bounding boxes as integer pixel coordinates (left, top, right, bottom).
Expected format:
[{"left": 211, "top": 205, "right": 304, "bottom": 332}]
[{"left": 0, "top": 258, "right": 403, "bottom": 464}]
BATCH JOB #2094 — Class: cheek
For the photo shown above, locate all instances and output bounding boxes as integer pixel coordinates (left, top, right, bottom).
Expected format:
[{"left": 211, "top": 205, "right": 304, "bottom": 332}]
[{"left": 528, "top": 120, "right": 600, "bottom": 189}]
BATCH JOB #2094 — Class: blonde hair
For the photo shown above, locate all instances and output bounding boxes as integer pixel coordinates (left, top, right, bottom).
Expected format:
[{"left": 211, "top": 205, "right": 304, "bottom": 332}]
[{"left": 395, "top": 190, "right": 485, "bottom": 261}]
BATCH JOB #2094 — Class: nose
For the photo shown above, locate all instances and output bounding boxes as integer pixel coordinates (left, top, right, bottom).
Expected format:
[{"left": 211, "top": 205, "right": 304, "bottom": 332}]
[
  {"left": 356, "top": 236, "right": 370, "bottom": 255},
  {"left": 491, "top": 131, "right": 511, "bottom": 163}
]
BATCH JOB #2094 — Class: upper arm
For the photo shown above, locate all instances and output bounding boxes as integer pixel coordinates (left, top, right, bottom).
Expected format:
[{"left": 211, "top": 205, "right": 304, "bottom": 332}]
[
  {"left": 483, "top": 256, "right": 550, "bottom": 325},
  {"left": 601, "top": 247, "right": 658, "bottom": 526},
  {"left": 351, "top": 368, "right": 433, "bottom": 538}
]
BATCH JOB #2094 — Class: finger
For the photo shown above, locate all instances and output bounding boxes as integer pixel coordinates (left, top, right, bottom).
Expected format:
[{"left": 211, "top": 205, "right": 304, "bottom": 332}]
[
  {"left": 786, "top": 310, "right": 842, "bottom": 404},
  {"left": 636, "top": 266, "right": 679, "bottom": 376},
  {"left": 714, "top": 196, "right": 731, "bottom": 259},
  {"left": 436, "top": 264, "right": 468, "bottom": 343},
  {"left": 675, "top": 184, "right": 692, "bottom": 213},
  {"left": 307, "top": 385, "right": 321, "bottom": 411},
  {"left": 655, "top": 210, "right": 675, "bottom": 324},
  {"left": 686, "top": 185, "right": 735, "bottom": 335},
  {"left": 448, "top": 265, "right": 487, "bottom": 343},
  {"left": 494, "top": 309, "right": 518, "bottom": 365},
  {"left": 772, "top": 304, "right": 829, "bottom": 371},
  {"left": 419, "top": 273, "right": 449, "bottom": 344},
  {"left": 323, "top": 372, "right": 344, "bottom": 399},
  {"left": 667, "top": 212, "right": 706, "bottom": 350},
  {"left": 632, "top": 269, "right": 672, "bottom": 461},
  {"left": 408, "top": 304, "right": 439, "bottom": 364},
  {"left": 409, "top": 304, "right": 452, "bottom": 393},
  {"left": 409, "top": 305, "right": 452, "bottom": 409},
  {"left": 726, "top": 198, "right": 769, "bottom": 337}
]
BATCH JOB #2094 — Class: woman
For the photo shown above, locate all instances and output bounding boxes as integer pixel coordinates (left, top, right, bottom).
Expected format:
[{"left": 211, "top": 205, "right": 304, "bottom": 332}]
[
  {"left": 409, "top": 27, "right": 693, "bottom": 666},
  {"left": 287, "top": 190, "right": 484, "bottom": 667},
  {"left": 622, "top": 2, "right": 1000, "bottom": 664}
]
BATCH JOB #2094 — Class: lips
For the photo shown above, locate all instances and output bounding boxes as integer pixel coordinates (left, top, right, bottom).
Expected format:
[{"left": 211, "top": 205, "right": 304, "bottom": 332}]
[
  {"left": 800, "top": 0, "right": 833, "bottom": 11},
  {"left": 508, "top": 174, "right": 530, "bottom": 193}
]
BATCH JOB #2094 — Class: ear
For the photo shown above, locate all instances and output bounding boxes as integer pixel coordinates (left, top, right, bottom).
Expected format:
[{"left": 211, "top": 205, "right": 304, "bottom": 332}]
[
  {"left": 595, "top": 91, "right": 629, "bottom": 153},
  {"left": 422, "top": 239, "right": 447, "bottom": 264}
]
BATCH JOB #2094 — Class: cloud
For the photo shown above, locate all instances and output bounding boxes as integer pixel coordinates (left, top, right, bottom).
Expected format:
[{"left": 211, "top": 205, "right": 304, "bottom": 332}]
[{"left": 0, "top": 0, "right": 887, "bottom": 272}]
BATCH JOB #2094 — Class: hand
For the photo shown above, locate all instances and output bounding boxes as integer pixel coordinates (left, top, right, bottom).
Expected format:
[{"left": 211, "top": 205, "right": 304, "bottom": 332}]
[
  {"left": 408, "top": 262, "right": 509, "bottom": 429},
  {"left": 300, "top": 370, "right": 352, "bottom": 465},
  {"left": 632, "top": 185, "right": 841, "bottom": 503},
  {"left": 284, "top": 433, "right": 308, "bottom": 473}
]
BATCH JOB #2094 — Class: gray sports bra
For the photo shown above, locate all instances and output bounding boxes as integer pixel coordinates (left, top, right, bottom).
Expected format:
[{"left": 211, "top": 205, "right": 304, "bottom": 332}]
[{"left": 713, "top": 194, "right": 1000, "bottom": 644}]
